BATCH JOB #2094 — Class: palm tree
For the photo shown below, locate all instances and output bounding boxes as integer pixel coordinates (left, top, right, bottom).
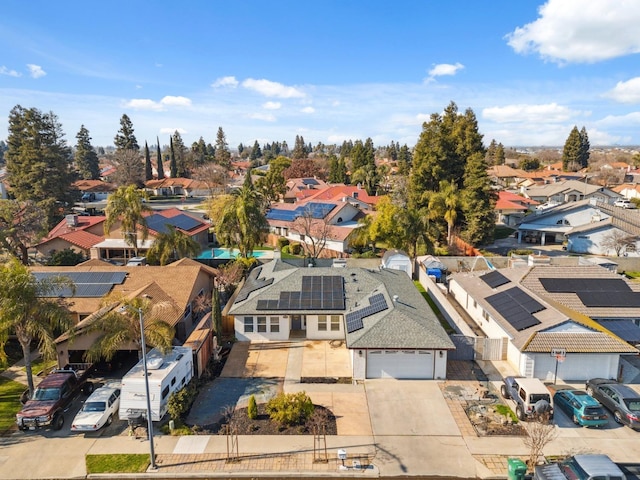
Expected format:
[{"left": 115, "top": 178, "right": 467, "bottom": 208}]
[
  {"left": 104, "top": 185, "right": 152, "bottom": 257},
  {"left": 83, "top": 294, "right": 175, "bottom": 363},
  {"left": 0, "top": 259, "right": 75, "bottom": 396},
  {"left": 430, "top": 180, "right": 460, "bottom": 246},
  {"left": 146, "top": 225, "right": 201, "bottom": 266}
]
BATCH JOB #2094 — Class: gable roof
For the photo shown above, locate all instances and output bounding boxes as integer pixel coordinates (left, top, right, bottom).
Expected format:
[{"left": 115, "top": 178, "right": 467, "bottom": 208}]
[
  {"left": 229, "top": 260, "right": 453, "bottom": 350},
  {"left": 38, "top": 215, "right": 107, "bottom": 250},
  {"left": 302, "top": 184, "right": 382, "bottom": 206}
]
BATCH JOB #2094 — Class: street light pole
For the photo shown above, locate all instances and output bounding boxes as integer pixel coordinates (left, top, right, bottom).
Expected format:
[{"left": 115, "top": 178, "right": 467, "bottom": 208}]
[{"left": 138, "top": 308, "right": 157, "bottom": 470}]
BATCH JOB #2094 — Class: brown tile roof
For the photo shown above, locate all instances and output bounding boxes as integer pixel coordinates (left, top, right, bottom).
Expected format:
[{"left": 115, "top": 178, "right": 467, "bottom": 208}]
[
  {"left": 524, "top": 332, "right": 637, "bottom": 353},
  {"left": 58, "top": 230, "right": 104, "bottom": 250}
]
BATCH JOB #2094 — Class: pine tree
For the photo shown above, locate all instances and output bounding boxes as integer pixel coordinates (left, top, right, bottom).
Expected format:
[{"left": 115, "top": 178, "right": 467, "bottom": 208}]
[
  {"left": 250, "top": 140, "right": 262, "bottom": 161},
  {"left": 579, "top": 127, "right": 590, "bottom": 168},
  {"left": 562, "top": 126, "right": 582, "bottom": 171},
  {"left": 495, "top": 143, "right": 505, "bottom": 165},
  {"left": 169, "top": 136, "right": 177, "bottom": 178},
  {"left": 462, "top": 152, "right": 495, "bottom": 245},
  {"left": 113, "top": 114, "right": 139, "bottom": 151},
  {"left": 75, "top": 125, "right": 100, "bottom": 180},
  {"left": 144, "top": 141, "right": 153, "bottom": 181},
  {"left": 172, "top": 131, "right": 188, "bottom": 177},
  {"left": 292, "top": 135, "right": 308, "bottom": 159},
  {"left": 486, "top": 139, "right": 497, "bottom": 164},
  {"left": 156, "top": 137, "right": 165, "bottom": 179},
  {"left": 215, "top": 127, "right": 231, "bottom": 169}
]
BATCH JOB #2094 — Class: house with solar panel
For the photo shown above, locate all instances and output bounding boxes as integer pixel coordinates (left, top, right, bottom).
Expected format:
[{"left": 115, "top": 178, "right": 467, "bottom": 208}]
[
  {"left": 266, "top": 200, "right": 363, "bottom": 256},
  {"left": 449, "top": 266, "right": 639, "bottom": 381},
  {"left": 228, "top": 258, "right": 454, "bottom": 379}
]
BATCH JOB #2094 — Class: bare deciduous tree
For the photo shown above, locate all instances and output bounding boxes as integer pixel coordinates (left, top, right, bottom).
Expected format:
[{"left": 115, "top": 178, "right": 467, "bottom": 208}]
[
  {"left": 523, "top": 413, "right": 557, "bottom": 470},
  {"left": 600, "top": 230, "right": 638, "bottom": 256},
  {"left": 111, "top": 148, "right": 145, "bottom": 187},
  {"left": 292, "top": 205, "right": 336, "bottom": 259},
  {"left": 192, "top": 163, "right": 229, "bottom": 196}
]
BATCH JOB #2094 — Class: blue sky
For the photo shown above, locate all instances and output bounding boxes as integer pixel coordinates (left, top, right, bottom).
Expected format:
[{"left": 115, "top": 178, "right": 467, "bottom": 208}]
[{"left": 2, "top": 0, "right": 640, "bottom": 149}]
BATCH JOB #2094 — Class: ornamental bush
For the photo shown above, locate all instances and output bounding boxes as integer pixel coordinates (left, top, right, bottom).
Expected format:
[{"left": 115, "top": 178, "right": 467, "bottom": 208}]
[
  {"left": 266, "top": 391, "right": 314, "bottom": 426},
  {"left": 247, "top": 394, "right": 258, "bottom": 420}
]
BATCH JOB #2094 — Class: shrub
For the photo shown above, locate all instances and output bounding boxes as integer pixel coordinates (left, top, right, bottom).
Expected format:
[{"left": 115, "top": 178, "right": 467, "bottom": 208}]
[
  {"left": 290, "top": 243, "right": 302, "bottom": 255},
  {"left": 235, "top": 256, "right": 258, "bottom": 272},
  {"left": 167, "top": 381, "right": 197, "bottom": 421},
  {"left": 281, "top": 245, "right": 290, "bottom": 254},
  {"left": 277, "top": 237, "right": 290, "bottom": 250},
  {"left": 266, "top": 391, "right": 314, "bottom": 426},
  {"left": 247, "top": 394, "right": 258, "bottom": 420}
]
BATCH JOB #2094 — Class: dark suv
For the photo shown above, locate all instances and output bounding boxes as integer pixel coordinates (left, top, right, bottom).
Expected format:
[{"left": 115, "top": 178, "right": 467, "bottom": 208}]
[{"left": 586, "top": 378, "right": 640, "bottom": 429}]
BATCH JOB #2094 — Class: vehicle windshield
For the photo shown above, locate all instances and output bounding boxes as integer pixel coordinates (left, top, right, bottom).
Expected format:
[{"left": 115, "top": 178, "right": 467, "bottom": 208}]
[
  {"left": 32, "top": 387, "right": 60, "bottom": 401},
  {"left": 82, "top": 402, "right": 106, "bottom": 412},
  {"left": 623, "top": 399, "right": 640, "bottom": 411}
]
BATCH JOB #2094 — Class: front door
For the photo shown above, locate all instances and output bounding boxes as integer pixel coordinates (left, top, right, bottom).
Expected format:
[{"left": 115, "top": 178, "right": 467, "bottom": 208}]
[{"left": 291, "top": 315, "right": 302, "bottom": 330}]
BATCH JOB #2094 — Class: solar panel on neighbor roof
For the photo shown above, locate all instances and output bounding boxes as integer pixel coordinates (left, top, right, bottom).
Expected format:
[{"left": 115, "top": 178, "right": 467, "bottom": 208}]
[
  {"left": 256, "top": 275, "right": 345, "bottom": 311},
  {"left": 577, "top": 291, "right": 640, "bottom": 308},
  {"left": 345, "top": 313, "right": 364, "bottom": 333},
  {"left": 540, "top": 277, "right": 631, "bottom": 293},
  {"left": 486, "top": 287, "right": 543, "bottom": 331},
  {"left": 266, "top": 209, "right": 298, "bottom": 221},
  {"left": 599, "top": 320, "right": 640, "bottom": 343},
  {"left": 33, "top": 271, "right": 127, "bottom": 285},
  {"left": 480, "top": 270, "right": 511, "bottom": 289},
  {"left": 166, "top": 214, "right": 201, "bottom": 231}
]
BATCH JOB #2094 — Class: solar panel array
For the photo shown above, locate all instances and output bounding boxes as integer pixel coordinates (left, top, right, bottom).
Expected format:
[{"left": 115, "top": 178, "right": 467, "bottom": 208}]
[
  {"left": 480, "top": 270, "right": 511, "bottom": 289},
  {"left": 302, "top": 178, "right": 319, "bottom": 186},
  {"left": 266, "top": 203, "right": 337, "bottom": 222},
  {"left": 345, "top": 293, "right": 389, "bottom": 334},
  {"left": 33, "top": 271, "right": 127, "bottom": 298},
  {"left": 255, "top": 275, "right": 345, "bottom": 311},
  {"left": 146, "top": 213, "right": 201, "bottom": 234},
  {"left": 235, "top": 267, "right": 274, "bottom": 303},
  {"left": 540, "top": 277, "right": 640, "bottom": 308},
  {"left": 486, "top": 286, "right": 545, "bottom": 331}
]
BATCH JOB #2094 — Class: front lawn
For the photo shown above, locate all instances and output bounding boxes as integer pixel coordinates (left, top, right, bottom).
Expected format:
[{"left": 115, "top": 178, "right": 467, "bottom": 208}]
[
  {"left": 86, "top": 454, "right": 150, "bottom": 474},
  {"left": 0, "top": 377, "right": 26, "bottom": 433},
  {"left": 494, "top": 225, "right": 515, "bottom": 240}
]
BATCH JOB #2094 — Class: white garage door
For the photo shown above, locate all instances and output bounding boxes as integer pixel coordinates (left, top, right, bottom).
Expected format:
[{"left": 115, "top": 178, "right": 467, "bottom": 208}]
[{"left": 366, "top": 350, "right": 434, "bottom": 379}]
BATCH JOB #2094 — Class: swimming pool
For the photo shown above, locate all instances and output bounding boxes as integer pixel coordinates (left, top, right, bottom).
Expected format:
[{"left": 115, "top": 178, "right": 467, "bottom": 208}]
[{"left": 198, "top": 248, "right": 267, "bottom": 260}]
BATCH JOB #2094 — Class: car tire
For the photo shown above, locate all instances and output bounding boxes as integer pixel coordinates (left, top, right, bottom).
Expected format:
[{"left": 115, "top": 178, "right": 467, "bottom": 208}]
[
  {"left": 614, "top": 411, "right": 624, "bottom": 424},
  {"left": 516, "top": 405, "right": 525, "bottom": 421},
  {"left": 83, "top": 382, "right": 94, "bottom": 395},
  {"left": 53, "top": 413, "right": 64, "bottom": 431},
  {"left": 572, "top": 414, "right": 579, "bottom": 425},
  {"left": 501, "top": 385, "right": 510, "bottom": 399},
  {"left": 106, "top": 414, "right": 113, "bottom": 427}
]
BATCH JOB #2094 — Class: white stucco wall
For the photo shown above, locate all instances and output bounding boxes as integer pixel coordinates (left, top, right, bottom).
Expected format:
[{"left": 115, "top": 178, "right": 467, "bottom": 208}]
[
  {"left": 568, "top": 226, "right": 640, "bottom": 257},
  {"left": 305, "top": 314, "right": 344, "bottom": 340},
  {"left": 529, "top": 352, "right": 619, "bottom": 382},
  {"left": 352, "top": 349, "right": 366, "bottom": 380},
  {"left": 233, "top": 315, "right": 290, "bottom": 341}
]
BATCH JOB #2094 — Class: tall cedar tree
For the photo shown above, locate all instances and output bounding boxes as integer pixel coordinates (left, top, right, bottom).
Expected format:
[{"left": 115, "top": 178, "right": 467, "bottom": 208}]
[
  {"left": 410, "top": 102, "right": 484, "bottom": 209},
  {"left": 579, "top": 127, "right": 590, "bottom": 168},
  {"left": 75, "top": 125, "right": 100, "bottom": 180},
  {"left": 215, "top": 127, "right": 231, "bottom": 169},
  {"left": 328, "top": 154, "right": 347, "bottom": 183},
  {"left": 462, "top": 152, "right": 495, "bottom": 245},
  {"left": 144, "top": 141, "right": 153, "bottom": 181},
  {"left": 562, "top": 126, "right": 582, "bottom": 171},
  {"left": 494, "top": 143, "right": 506, "bottom": 165},
  {"left": 291, "top": 135, "right": 308, "bottom": 159},
  {"left": 172, "top": 131, "right": 188, "bottom": 177},
  {"left": 156, "top": 137, "right": 165, "bottom": 179},
  {"left": 6, "top": 105, "right": 74, "bottom": 227},
  {"left": 113, "top": 114, "right": 139, "bottom": 151},
  {"left": 169, "top": 135, "right": 177, "bottom": 178}
]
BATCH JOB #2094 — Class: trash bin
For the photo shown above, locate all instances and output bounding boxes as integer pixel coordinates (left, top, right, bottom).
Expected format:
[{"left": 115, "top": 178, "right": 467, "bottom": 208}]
[{"left": 507, "top": 458, "right": 527, "bottom": 480}]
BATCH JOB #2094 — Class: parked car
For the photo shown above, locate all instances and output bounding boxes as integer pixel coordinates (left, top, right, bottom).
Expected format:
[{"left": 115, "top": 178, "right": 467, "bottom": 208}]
[
  {"left": 553, "top": 388, "right": 608, "bottom": 427},
  {"left": 81, "top": 192, "right": 96, "bottom": 202},
  {"left": 71, "top": 383, "right": 121, "bottom": 432},
  {"left": 614, "top": 199, "right": 636, "bottom": 209},
  {"left": 534, "top": 454, "right": 626, "bottom": 480},
  {"left": 586, "top": 378, "right": 640, "bottom": 429},
  {"left": 501, "top": 376, "right": 553, "bottom": 421}
]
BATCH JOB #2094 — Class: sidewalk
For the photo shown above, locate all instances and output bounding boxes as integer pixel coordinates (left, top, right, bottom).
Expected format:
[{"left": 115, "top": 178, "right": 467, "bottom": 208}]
[{"left": 0, "top": 351, "right": 41, "bottom": 387}]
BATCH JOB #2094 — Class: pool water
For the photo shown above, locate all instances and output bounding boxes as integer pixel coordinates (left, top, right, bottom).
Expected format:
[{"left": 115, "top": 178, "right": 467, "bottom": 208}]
[{"left": 198, "top": 248, "right": 266, "bottom": 259}]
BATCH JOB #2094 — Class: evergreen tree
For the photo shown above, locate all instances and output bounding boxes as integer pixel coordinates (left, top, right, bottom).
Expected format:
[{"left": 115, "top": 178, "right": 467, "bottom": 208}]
[
  {"left": 397, "top": 144, "right": 412, "bottom": 175},
  {"left": 0, "top": 140, "right": 7, "bottom": 164},
  {"left": 75, "top": 125, "right": 100, "bottom": 180},
  {"left": 250, "top": 140, "right": 262, "bottom": 162},
  {"left": 462, "top": 152, "right": 495, "bottom": 245},
  {"left": 191, "top": 137, "right": 208, "bottom": 166},
  {"left": 144, "top": 141, "right": 153, "bottom": 181},
  {"left": 486, "top": 139, "right": 497, "bottom": 164},
  {"left": 494, "top": 143, "right": 506, "bottom": 165},
  {"left": 172, "top": 131, "right": 188, "bottom": 177},
  {"left": 292, "top": 135, "right": 308, "bottom": 159},
  {"left": 156, "top": 137, "right": 165, "bottom": 179},
  {"left": 328, "top": 154, "right": 347, "bottom": 183},
  {"left": 579, "top": 127, "right": 590, "bottom": 168},
  {"left": 169, "top": 135, "right": 177, "bottom": 178},
  {"left": 237, "top": 143, "right": 244, "bottom": 155},
  {"left": 562, "top": 126, "right": 582, "bottom": 171},
  {"left": 6, "top": 105, "right": 74, "bottom": 226},
  {"left": 215, "top": 127, "right": 231, "bottom": 169},
  {"left": 113, "top": 114, "right": 139, "bottom": 151}
]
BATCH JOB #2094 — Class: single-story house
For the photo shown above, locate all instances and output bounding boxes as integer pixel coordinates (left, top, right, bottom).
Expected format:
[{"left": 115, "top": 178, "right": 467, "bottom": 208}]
[
  {"left": 448, "top": 266, "right": 639, "bottom": 381},
  {"left": 73, "top": 179, "right": 116, "bottom": 202},
  {"left": 495, "top": 191, "right": 539, "bottom": 226},
  {"left": 144, "top": 178, "right": 211, "bottom": 197},
  {"left": 522, "top": 180, "right": 620, "bottom": 205},
  {"left": 228, "top": 258, "right": 454, "bottom": 379}
]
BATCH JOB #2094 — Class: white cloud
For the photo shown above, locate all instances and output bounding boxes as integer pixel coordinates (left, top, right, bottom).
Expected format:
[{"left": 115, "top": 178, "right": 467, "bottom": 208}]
[
  {"left": 123, "top": 98, "right": 164, "bottom": 111},
  {"left": 211, "top": 76, "right": 238, "bottom": 88},
  {"left": 160, "top": 95, "right": 192, "bottom": 107},
  {"left": 248, "top": 112, "right": 276, "bottom": 122},
  {"left": 242, "top": 78, "right": 305, "bottom": 98},
  {"left": 301, "top": 106, "right": 315, "bottom": 114},
  {"left": 482, "top": 103, "right": 578, "bottom": 123},
  {"left": 506, "top": 0, "right": 640, "bottom": 64},
  {"left": 262, "top": 101, "right": 281, "bottom": 110},
  {"left": 27, "top": 64, "right": 46, "bottom": 78},
  {"left": 427, "top": 62, "right": 464, "bottom": 81},
  {"left": 159, "top": 127, "right": 187, "bottom": 135},
  {"left": 604, "top": 77, "right": 640, "bottom": 104},
  {"left": 0, "top": 66, "right": 21, "bottom": 77}
]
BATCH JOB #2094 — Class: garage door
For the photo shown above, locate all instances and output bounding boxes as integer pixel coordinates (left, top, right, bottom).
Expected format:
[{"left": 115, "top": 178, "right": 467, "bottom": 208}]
[{"left": 366, "top": 350, "right": 434, "bottom": 379}]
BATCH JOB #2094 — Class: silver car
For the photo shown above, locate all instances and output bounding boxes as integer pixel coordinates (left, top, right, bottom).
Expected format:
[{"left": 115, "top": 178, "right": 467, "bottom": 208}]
[{"left": 586, "top": 378, "right": 640, "bottom": 429}]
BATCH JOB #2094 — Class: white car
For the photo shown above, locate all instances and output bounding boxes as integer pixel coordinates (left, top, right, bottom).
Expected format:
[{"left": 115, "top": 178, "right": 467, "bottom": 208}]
[
  {"left": 614, "top": 199, "right": 636, "bottom": 209},
  {"left": 71, "top": 383, "right": 121, "bottom": 432}
]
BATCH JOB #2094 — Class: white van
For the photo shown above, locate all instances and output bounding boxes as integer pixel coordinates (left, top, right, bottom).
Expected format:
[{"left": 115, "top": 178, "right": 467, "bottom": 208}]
[{"left": 119, "top": 346, "right": 193, "bottom": 422}]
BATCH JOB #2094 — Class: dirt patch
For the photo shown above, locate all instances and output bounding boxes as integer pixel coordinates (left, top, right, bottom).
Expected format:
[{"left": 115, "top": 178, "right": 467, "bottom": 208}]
[
  {"left": 202, "top": 404, "right": 337, "bottom": 435},
  {"left": 300, "top": 377, "right": 352, "bottom": 384},
  {"left": 465, "top": 402, "right": 526, "bottom": 436}
]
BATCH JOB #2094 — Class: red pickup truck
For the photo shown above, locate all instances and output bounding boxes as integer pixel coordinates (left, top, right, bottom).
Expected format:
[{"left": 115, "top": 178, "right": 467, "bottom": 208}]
[{"left": 16, "top": 364, "right": 94, "bottom": 431}]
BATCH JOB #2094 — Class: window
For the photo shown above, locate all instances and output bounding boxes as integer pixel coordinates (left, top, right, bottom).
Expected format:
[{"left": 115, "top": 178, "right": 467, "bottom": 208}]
[
  {"left": 270, "top": 317, "right": 279, "bottom": 333},
  {"left": 299, "top": 234, "right": 305, "bottom": 241},
  {"left": 257, "top": 316, "right": 267, "bottom": 332},
  {"left": 482, "top": 310, "right": 490, "bottom": 321},
  {"left": 330, "top": 315, "right": 341, "bottom": 331},
  {"left": 318, "top": 315, "right": 327, "bottom": 331},
  {"left": 171, "top": 377, "right": 176, "bottom": 386},
  {"left": 244, "top": 316, "right": 254, "bottom": 333},
  {"left": 162, "top": 386, "right": 170, "bottom": 399}
]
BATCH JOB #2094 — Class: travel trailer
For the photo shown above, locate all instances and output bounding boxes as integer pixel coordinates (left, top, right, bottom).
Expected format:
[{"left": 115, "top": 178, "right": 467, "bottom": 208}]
[{"left": 119, "top": 346, "right": 193, "bottom": 422}]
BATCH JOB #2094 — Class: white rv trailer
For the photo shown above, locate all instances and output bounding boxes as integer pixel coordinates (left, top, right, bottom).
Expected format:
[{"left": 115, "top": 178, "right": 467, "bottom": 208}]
[{"left": 119, "top": 346, "right": 193, "bottom": 422}]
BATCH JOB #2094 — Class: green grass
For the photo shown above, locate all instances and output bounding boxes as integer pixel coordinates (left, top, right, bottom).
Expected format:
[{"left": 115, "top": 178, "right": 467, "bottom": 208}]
[
  {"left": 494, "top": 225, "right": 515, "bottom": 240},
  {"left": 0, "top": 377, "right": 27, "bottom": 433},
  {"left": 625, "top": 271, "right": 640, "bottom": 279},
  {"left": 22, "top": 358, "right": 56, "bottom": 376},
  {"left": 495, "top": 404, "right": 519, "bottom": 423},
  {"left": 414, "top": 281, "right": 456, "bottom": 334},
  {"left": 86, "top": 454, "right": 150, "bottom": 474}
]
